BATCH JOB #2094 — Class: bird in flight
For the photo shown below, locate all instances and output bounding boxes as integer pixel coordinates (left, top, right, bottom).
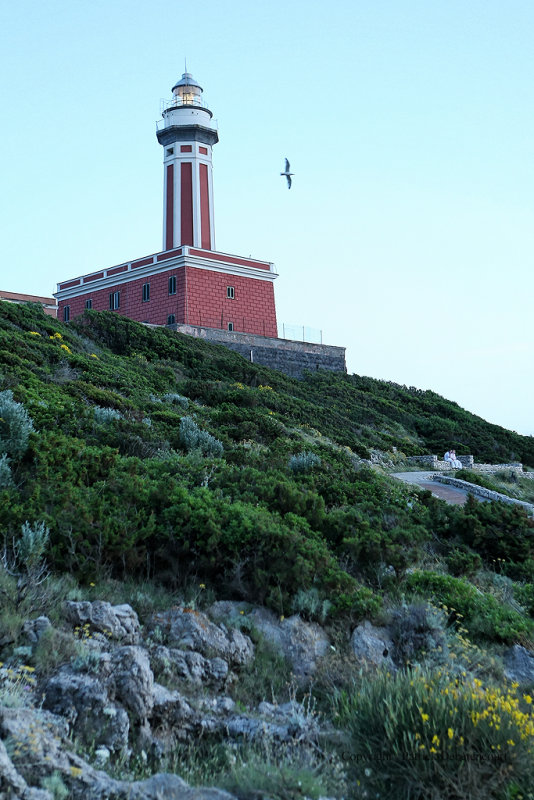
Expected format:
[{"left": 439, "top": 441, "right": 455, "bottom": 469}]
[{"left": 280, "top": 158, "right": 294, "bottom": 189}]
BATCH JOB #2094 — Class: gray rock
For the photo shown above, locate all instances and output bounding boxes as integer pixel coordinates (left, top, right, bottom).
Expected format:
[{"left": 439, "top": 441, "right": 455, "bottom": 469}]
[
  {"left": 172, "top": 649, "right": 229, "bottom": 685},
  {"left": 150, "top": 644, "right": 228, "bottom": 687},
  {"left": 150, "top": 684, "right": 195, "bottom": 731},
  {"left": 219, "top": 606, "right": 330, "bottom": 681},
  {"left": 504, "top": 644, "right": 534, "bottom": 685},
  {"left": 21, "top": 616, "right": 52, "bottom": 644},
  {"left": 64, "top": 601, "right": 140, "bottom": 644},
  {"left": 0, "top": 706, "right": 238, "bottom": 800},
  {"left": 148, "top": 608, "right": 253, "bottom": 667},
  {"left": 109, "top": 646, "right": 154, "bottom": 723},
  {"left": 350, "top": 621, "right": 396, "bottom": 670},
  {"left": 43, "top": 669, "right": 129, "bottom": 752},
  {"left": 128, "top": 774, "right": 237, "bottom": 799},
  {"left": 0, "top": 736, "right": 28, "bottom": 798}
]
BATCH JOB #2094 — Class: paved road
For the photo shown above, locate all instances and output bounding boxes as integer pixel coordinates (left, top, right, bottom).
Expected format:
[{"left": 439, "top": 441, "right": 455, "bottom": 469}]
[{"left": 391, "top": 472, "right": 476, "bottom": 506}]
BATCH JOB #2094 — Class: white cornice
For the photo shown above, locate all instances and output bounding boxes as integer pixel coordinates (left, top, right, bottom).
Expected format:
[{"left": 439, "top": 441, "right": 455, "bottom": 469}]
[{"left": 55, "top": 253, "right": 278, "bottom": 301}]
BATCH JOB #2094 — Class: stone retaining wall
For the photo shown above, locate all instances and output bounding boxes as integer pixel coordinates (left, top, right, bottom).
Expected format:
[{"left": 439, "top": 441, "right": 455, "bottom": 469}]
[
  {"left": 171, "top": 324, "right": 347, "bottom": 379},
  {"left": 432, "top": 474, "right": 534, "bottom": 515},
  {"left": 407, "top": 455, "right": 524, "bottom": 475}
]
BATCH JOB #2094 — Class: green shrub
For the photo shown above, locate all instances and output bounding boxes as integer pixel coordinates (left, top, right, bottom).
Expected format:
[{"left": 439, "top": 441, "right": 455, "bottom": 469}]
[
  {"left": 288, "top": 451, "right": 322, "bottom": 473},
  {"left": 93, "top": 405, "right": 122, "bottom": 423},
  {"left": 513, "top": 583, "right": 534, "bottom": 617},
  {"left": 389, "top": 602, "right": 449, "bottom": 667},
  {"left": 406, "top": 570, "right": 533, "bottom": 644},
  {"left": 453, "top": 496, "right": 534, "bottom": 576},
  {"left": 333, "top": 667, "right": 534, "bottom": 800},
  {"left": 18, "top": 520, "right": 49, "bottom": 573},
  {"left": 179, "top": 415, "right": 223, "bottom": 457},
  {"left": 33, "top": 627, "right": 81, "bottom": 675},
  {"left": 0, "top": 389, "right": 34, "bottom": 458},
  {"left": 219, "top": 738, "right": 345, "bottom": 800},
  {"left": 291, "top": 587, "right": 331, "bottom": 623},
  {"left": 0, "top": 454, "right": 13, "bottom": 489},
  {"left": 41, "top": 771, "right": 69, "bottom": 800},
  {"left": 162, "top": 392, "right": 189, "bottom": 408},
  {"left": 445, "top": 546, "right": 483, "bottom": 577}
]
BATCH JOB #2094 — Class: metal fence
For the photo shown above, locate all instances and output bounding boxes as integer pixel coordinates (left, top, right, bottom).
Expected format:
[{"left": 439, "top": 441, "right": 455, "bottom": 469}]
[{"left": 280, "top": 323, "right": 323, "bottom": 344}]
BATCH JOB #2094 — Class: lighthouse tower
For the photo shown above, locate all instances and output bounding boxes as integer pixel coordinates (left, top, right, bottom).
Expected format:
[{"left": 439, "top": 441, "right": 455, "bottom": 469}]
[
  {"left": 55, "top": 71, "right": 279, "bottom": 339},
  {"left": 156, "top": 73, "right": 218, "bottom": 251}
]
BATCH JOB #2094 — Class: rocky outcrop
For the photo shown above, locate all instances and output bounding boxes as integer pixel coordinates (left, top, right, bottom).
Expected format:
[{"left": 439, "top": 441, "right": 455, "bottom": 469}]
[
  {"left": 108, "top": 646, "right": 154, "bottom": 723},
  {"left": 151, "top": 645, "right": 229, "bottom": 687},
  {"left": 2, "top": 598, "right": 338, "bottom": 798},
  {"left": 0, "top": 705, "right": 237, "bottom": 800},
  {"left": 64, "top": 601, "right": 141, "bottom": 644},
  {"left": 43, "top": 669, "right": 130, "bottom": 752},
  {"left": 209, "top": 602, "right": 331, "bottom": 681},
  {"left": 148, "top": 607, "right": 254, "bottom": 667},
  {"left": 503, "top": 644, "right": 534, "bottom": 685},
  {"left": 350, "top": 620, "right": 396, "bottom": 670}
]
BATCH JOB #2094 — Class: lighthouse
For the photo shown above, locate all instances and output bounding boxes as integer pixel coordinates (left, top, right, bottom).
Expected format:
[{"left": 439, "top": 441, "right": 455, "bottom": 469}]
[
  {"left": 55, "top": 71, "right": 279, "bottom": 338},
  {"left": 157, "top": 73, "right": 218, "bottom": 251}
]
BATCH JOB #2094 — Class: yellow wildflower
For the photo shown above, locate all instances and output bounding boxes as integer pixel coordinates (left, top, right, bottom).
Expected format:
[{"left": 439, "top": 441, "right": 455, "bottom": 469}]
[{"left": 448, "top": 728, "right": 454, "bottom": 740}]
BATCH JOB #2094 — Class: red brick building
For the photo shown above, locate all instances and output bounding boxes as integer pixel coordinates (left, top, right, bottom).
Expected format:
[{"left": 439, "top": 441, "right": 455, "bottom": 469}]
[
  {"left": 0, "top": 290, "right": 57, "bottom": 317},
  {"left": 55, "top": 72, "right": 278, "bottom": 336}
]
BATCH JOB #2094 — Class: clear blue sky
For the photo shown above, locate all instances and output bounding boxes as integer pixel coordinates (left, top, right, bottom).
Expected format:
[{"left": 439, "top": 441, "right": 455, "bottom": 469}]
[{"left": 1, "top": 0, "right": 533, "bottom": 436}]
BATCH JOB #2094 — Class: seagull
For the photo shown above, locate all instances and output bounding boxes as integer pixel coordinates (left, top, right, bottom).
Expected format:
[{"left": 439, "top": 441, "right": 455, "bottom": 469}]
[{"left": 280, "top": 158, "right": 294, "bottom": 189}]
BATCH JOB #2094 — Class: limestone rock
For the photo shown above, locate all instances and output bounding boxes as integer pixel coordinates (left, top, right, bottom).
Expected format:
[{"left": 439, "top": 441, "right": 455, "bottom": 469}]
[
  {"left": 43, "top": 669, "right": 129, "bottom": 751},
  {"left": 151, "top": 644, "right": 229, "bottom": 687},
  {"left": 350, "top": 621, "right": 396, "bottom": 670},
  {"left": 21, "top": 616, "right": 52, "bottom": 644},
  {"left": 148, "top": 608, "right": 253, "bottom": 667},
  {"left": 108, "top": 646, "right": 154, "bottom": 723},
  {"left": 504, "top": 644, "right": 534, "bottom": 685},
  {"left": 211, "top": 604, "right": 330, "bottom": 681},
  {"left": 0, "top": 706, "right": 238, "bottom": 800},
  {"left": 64, "top": 601, "right": 140, "bottom": 644},
  {"left": 128, "top": 775, "right": 237, "bottom": 800},
  {"left": 0, "top": 736, "right": 29, "bottom": 798}
]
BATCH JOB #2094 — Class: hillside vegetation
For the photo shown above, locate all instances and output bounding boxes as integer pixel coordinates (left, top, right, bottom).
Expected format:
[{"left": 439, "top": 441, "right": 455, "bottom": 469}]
[{"left": 2, "top": 301, "right": 534, "bottom": 798}]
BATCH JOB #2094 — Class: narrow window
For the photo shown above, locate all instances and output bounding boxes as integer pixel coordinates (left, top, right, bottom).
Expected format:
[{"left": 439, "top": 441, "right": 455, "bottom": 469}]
[
  {"left": 166, "top": 147, "right": 174, "bottom": 156},
  {"left": 85, "top": 299, "right": 92, "bottom": 310},
  {"left": 227, "top": 286, "right": 235, "bottom": 299},
  {"left": 142, "top": 283, "right": 150, "bottom": 302},
  {"left": 167, "top": 314, "right": 176, "bottom": 325},
  {"left": 227, "top": 322, "right": 234, "bottom": 332},
  {"left": 63, "top": 305, "right": 70, "bottom": 322},
  {"left": 109, "top": 291, "right": 120, "bottom": 310},
  {"left": 168, "top": 275, "right": 176, "bottom": 295}
]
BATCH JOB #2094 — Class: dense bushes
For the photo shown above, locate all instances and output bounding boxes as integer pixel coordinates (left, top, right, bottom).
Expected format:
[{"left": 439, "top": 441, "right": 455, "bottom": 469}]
[
  {"left": 0, "top": 390, "right": 34, "bottom": 458},
  {"left": 2, "top": 303, "right": 534, "bottom": 632},
  {"left": 406, "top": 570, "right": 533, "bottom": 643},
  {"left": 334, "top": 667, "right": 534, "bottom": 799}
]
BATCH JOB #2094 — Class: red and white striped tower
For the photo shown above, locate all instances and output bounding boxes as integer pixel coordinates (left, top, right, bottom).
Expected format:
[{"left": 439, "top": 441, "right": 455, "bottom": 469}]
[{"left": 156, "top": 73, "right": 218, "bottom": 251}]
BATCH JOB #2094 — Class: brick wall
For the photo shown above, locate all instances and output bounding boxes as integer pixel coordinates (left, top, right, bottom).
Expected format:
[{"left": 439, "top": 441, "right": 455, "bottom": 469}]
[{"left": 57, "top": 266, "right": 277, "bottom": 336}]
